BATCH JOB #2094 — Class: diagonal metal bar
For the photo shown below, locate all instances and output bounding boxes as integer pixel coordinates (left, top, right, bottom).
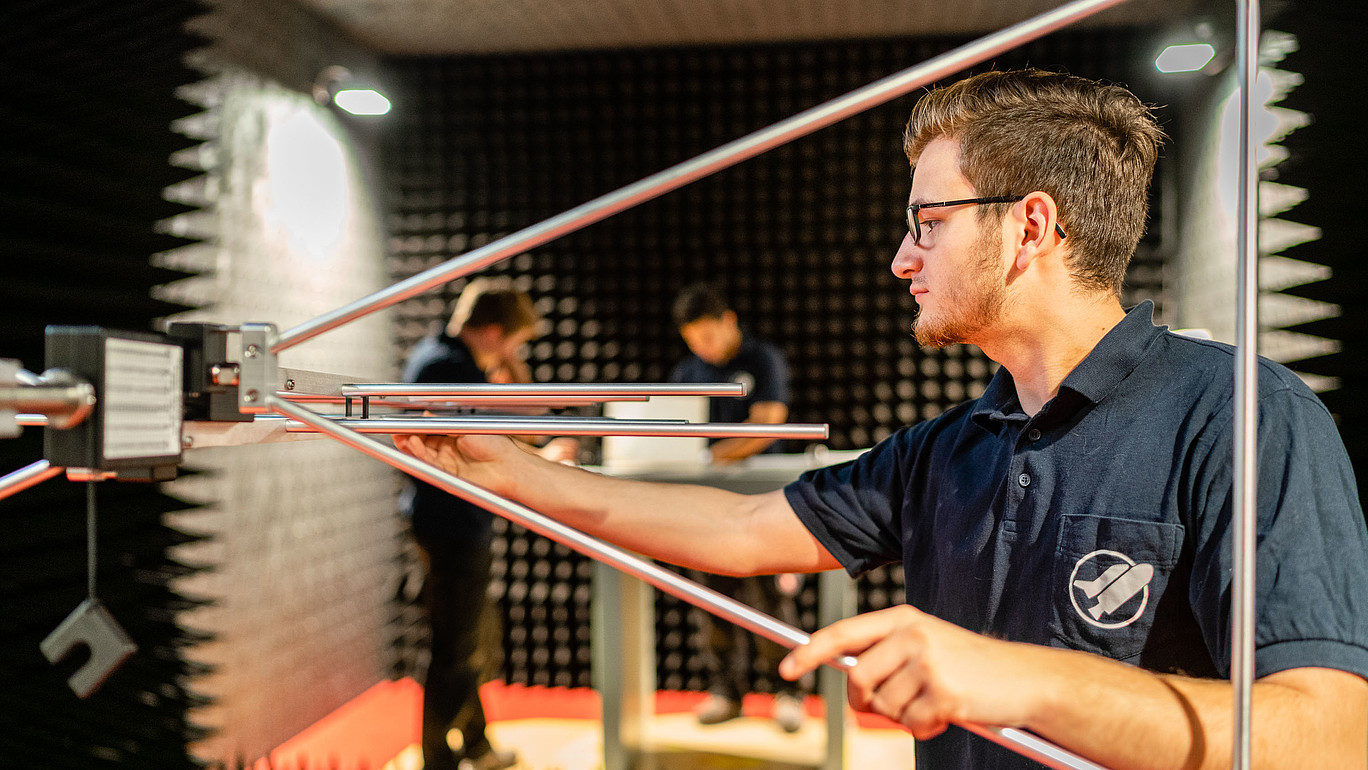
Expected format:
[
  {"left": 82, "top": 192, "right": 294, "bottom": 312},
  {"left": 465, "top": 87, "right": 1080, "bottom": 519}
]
[
  {"left": 0, "top": 459, "right": 64, "bottom": 502},
  {"left": 271, "top": 395, "right": 1110, "bottom": 770},
  {"left": 270, "top": 0, "right": 1132, "bottom": 354}
]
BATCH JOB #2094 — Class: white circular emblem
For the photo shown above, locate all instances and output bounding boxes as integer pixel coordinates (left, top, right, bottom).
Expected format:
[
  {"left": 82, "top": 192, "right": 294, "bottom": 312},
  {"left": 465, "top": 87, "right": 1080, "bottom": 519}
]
[{"left": 1068, "top": 549, "right": 1154, "bottom": 629}]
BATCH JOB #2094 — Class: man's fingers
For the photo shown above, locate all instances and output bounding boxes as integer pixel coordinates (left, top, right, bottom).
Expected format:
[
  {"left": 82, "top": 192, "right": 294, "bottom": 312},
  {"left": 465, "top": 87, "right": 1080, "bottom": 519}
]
[
  {"left": 393, "top": 434, "right": 423, "bottom": 458},
  {"left": 778, "top": 606, "right": 918, "bottom": 680}
]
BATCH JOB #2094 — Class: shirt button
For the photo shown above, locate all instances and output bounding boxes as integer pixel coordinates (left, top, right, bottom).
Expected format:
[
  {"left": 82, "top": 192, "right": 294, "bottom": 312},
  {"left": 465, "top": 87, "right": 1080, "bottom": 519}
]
[
  {"left": 1027, "top": 428, "right": 1042, "bottom": 441},
  {"left": 1018, "top": 473, "right": 1031, "bottom": 488}
]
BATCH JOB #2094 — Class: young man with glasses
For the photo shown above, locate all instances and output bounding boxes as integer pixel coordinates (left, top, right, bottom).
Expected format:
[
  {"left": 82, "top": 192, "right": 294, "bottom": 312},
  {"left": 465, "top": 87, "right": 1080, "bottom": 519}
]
[{"left": 398, "top": 69, "right": 1368, "bottom": 769}]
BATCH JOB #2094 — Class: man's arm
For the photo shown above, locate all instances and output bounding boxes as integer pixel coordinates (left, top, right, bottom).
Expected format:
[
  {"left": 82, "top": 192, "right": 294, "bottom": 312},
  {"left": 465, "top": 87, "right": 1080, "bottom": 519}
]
[
  {"left": 396, "top": 432, "right": 841, "bottom": 576},
  {"left": 780, "top": 605, "right": 1368, "bottom": 769},
  {"left": 708, "top": 400, "right": 788, "bottom": 465}
]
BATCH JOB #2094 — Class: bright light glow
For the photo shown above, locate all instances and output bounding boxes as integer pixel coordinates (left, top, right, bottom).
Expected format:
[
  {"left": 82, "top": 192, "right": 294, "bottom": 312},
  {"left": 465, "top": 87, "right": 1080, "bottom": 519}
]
[
  {"left": 262, "top": 107, "right": 351, "bottom": 261},
  {"left": 1155, "top": 43, "right": 1217, "bottom": 74},
  {"left": 333, "top": 88, "right": 391, "bottom": 116}
]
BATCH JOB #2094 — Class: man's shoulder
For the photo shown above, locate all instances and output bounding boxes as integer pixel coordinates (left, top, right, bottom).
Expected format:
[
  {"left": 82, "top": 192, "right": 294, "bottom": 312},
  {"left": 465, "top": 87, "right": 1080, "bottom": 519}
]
[
  {"left": 669, "top": 353, "right": 708, "bottom": 382},
  {"left": 737, "top": 335, "right": 787, "bottom": 371},
  {"left": 403, "top": 333, "right": 480, "bottom": 384},
  {"left": 1151, "top": 331, "right": 1326, "bottom": 411},
  {"left": 743, "top": 335, "right": 784, "bottom": 357}
]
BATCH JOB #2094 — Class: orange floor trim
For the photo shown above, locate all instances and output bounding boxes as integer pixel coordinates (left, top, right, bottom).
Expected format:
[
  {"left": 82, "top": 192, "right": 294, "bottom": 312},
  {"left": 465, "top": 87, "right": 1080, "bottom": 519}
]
[
  {"left": 265, "top": 677, "right": 422, "bottom": 770},
  {"left": 260, "top": 677, "right": 905, "bottom": 769}
]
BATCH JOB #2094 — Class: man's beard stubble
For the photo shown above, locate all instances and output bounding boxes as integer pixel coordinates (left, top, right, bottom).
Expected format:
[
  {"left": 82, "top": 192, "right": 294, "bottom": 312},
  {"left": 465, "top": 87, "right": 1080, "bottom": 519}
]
[{"left": 911, "top": 218, "right": 1008, "bottom": 349}]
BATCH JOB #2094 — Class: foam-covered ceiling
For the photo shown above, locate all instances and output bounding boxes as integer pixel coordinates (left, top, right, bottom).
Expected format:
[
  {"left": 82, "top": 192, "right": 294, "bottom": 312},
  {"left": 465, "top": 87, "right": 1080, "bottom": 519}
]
[{"left": 294, "top": 0, "right": 1212, "bottom": 55}]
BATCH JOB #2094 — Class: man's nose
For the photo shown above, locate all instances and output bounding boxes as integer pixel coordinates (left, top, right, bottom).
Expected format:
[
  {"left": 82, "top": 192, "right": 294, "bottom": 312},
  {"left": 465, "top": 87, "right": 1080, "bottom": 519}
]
[{"left": 890, "top": 232, "right": 922, "bottom": 278}]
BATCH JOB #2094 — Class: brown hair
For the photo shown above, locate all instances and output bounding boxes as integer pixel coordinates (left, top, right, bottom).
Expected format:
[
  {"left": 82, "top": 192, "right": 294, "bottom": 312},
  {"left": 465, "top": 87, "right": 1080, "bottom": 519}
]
[
  {"left": 671, "top": 282, "right": 731, "bottom": 327},
  {"left": 904, "top": 69, "right": 1165, "bottom": 296},
  {"left": 448, "top": 277, "right": 539, "bottom": 335}
]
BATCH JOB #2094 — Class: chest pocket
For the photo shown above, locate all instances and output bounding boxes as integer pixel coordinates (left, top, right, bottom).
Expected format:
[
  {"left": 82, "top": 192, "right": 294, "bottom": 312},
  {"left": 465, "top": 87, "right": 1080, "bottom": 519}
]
[{"left": 1050, "top": 513, "right": 1184, "bottom": 661}]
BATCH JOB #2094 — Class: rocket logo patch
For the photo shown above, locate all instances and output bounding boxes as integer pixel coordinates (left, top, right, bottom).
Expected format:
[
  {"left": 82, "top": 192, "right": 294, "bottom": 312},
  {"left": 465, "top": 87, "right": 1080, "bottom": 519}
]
[{"left": 1068, "top": 549, "right": 1155, "bottom": 629}]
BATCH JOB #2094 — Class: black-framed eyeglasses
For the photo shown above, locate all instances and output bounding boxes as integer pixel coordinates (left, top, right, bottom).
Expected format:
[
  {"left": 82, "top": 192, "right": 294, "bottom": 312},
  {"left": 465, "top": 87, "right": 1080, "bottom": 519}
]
[{"left": 906, "top": 195, "right": 1067, "bottom": 245}]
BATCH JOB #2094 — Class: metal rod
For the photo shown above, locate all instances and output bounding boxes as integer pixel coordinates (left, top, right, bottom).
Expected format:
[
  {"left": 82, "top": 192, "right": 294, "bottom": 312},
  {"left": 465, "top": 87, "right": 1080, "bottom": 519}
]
[
  {"left": 338, "top": 382, "right": 746, "bottom": 398},
  {"left": 283, "top": 416, "right": 829, "bottom": 440},
  {"left": 270, "top": 0, "right": 1132, "bottom": 354},
  {"left": 278, "top": 394, "right": 650, "bottom": 407},
  {"left": 272, "top": 395, "right": 1109, "bottom": 770},
  {"left": 1231, "top": 0, "right": 1260, "bottom": 767},
  {"left": 0, "top": 460, "right": 64, "bottom": 502},
  {"left": 0, "top": 370, "right": 96, "bottom": 430}
]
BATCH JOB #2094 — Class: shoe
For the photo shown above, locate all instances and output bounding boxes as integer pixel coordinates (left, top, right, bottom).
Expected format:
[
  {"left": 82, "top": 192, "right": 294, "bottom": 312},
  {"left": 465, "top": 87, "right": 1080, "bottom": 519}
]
[
  {"left": 695, "top": 694, "right": 743, "bottom": 725},
  {"left": 773, "top": 693, "right": 805, "bottom": 733},
  {"left": 458, "top": 747, "right": 517, "bottom": 770}
]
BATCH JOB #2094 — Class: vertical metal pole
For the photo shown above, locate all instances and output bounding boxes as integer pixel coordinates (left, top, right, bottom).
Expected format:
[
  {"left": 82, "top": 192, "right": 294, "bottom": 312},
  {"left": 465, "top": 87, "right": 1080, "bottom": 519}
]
[
  {"left": 1231, "top": 0, "right": 1261, "bottom": 768},
  {"left": 819, "top": 570, "right": 857, "bottom": 770}
]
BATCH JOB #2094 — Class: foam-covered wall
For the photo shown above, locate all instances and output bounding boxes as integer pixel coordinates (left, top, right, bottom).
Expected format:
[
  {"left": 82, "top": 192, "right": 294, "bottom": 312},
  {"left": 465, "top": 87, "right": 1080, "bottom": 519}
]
[
  {"left": 381, "top": 29, "right": 1170, "bottom": 694},
  {"left": 154, "top": 0, "right": 401, "bottom": 761}
]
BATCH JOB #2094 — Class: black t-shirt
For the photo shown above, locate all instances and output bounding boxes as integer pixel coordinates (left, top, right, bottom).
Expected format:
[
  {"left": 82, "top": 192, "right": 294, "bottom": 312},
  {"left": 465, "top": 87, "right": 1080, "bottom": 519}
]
[{"left": 670, "top": 335, "right": 789, "bottom": 451}]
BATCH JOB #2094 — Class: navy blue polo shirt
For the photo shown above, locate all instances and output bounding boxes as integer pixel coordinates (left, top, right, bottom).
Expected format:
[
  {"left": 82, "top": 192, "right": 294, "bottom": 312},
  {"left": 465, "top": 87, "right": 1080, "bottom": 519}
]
[
  {"left": 670, "top": 335, "right": 789, "bottom": 450},
  {"left": 785, "top": 301, "right": 1368, "bottom": 769},
  {"left": 399, "top": 332, "right": 496, "bottom": 548}
]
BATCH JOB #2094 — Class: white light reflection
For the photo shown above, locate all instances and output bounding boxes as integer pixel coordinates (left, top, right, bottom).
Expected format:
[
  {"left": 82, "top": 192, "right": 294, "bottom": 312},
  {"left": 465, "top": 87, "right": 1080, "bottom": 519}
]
[{"left": 261, "top": 107, "right": 351, "bottom": 262}]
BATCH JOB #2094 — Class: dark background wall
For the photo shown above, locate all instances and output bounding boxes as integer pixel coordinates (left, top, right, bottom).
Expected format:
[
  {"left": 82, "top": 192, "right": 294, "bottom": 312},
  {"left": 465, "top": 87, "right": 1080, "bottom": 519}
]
[
  {"left": 381, "top": 29, "right": 1175, "bottom": 692},
  {"left": 0, "top": 0, "right": 1358, "bottom": 760},
  {"left": 1273, "top": 2, "right": 1366, "bottom": 489},
  {"left": 0, "top": 1, "right": 211, "bottom": 767}
]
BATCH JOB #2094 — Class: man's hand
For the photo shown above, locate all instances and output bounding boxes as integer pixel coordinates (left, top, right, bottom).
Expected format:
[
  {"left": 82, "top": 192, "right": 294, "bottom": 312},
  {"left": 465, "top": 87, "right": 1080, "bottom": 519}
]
[
  {"left": 394, "top": 433, "right": 529, "bottom": 498},
  {"left": 538, "top": 437, "right": 580, "bottom": 465},
  {"left": 778, "top": 605, "right": 1051, "bottom": 740}
]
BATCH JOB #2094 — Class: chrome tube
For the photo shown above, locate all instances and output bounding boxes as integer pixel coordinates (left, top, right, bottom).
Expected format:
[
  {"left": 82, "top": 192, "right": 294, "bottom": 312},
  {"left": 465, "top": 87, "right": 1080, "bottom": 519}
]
[
  {"left": 0, "top": 460, "right": 64, "bottom": 502},
  {"left": 283, "top": 416, "right": 828, "bottom": 440},
  {"left": 270, "top": 0, "right": 1132, "bottom": 354},
  {"left": 273, "top": 395, "right": 1109, "bottom": 770},
  {"left": 0, "top": 370, "right": 96, "bottom": 430},
  {"left": 1231, "top": 1, "right": 1260, "bottom": 768},
  {"left": 278, "top": 394, "right": 651, "bottom": 407},
  {"left": 338, "top": 382, "right": 746, "bottom": 398}
]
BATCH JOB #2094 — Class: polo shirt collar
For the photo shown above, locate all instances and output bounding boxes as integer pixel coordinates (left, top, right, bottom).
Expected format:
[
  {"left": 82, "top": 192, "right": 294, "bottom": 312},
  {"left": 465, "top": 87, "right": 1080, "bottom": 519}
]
[
  {"left": 970, "top": 300, "right": 1164, "bottom": 427},
  {"left": 1058, "top": 300, "right": 1164, "bottom": 404}
]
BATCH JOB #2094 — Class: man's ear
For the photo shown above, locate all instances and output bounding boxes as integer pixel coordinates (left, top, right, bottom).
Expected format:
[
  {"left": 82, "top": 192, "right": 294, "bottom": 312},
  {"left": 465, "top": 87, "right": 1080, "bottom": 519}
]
[{"left": 1014, "top": 191, "right": 1062, "bottom": 270}]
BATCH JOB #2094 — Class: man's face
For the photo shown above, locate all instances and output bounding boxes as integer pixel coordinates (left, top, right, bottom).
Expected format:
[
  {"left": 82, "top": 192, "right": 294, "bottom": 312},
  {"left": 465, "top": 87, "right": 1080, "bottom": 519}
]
[
  {"left": 892, "top": 137, "right": 1011, "bottom": 348},
  {"left": 679, "top": 311, "right": 740, "bottom": 365},
  {"left": 498, "top": 326, "right": 536, "bottom": 361}
]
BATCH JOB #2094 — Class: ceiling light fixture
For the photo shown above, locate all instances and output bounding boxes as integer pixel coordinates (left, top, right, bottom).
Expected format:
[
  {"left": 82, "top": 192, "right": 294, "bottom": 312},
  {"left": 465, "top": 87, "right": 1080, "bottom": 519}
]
[
  {"left": 1155, "top": 43, "right": 1218, "bottom": 74},
  {"left": 313, "top": 65, "right": 391, "bottom": 116}
]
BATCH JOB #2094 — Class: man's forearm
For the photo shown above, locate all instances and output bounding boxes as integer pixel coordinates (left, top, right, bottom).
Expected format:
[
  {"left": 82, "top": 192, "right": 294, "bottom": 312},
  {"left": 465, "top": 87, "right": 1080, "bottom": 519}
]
[
  {"left": 1024, "top": 648, "right": 1367, "bottom": 770},
  {"left": 709, "top": 435, "right": 777, "bottom": 463},
  {"left": 491, "top": 455, "right": 787, "bottom": 574}
]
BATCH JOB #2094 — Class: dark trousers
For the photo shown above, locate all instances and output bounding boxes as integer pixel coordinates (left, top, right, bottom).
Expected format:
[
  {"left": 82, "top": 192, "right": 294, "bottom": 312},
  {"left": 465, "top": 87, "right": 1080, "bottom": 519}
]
[
  {"left": 415, "top": 530, "right": 498, "bottom": 770},
  {"left": 690, "top": 571, "right": 803, "bottom": 701}
]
